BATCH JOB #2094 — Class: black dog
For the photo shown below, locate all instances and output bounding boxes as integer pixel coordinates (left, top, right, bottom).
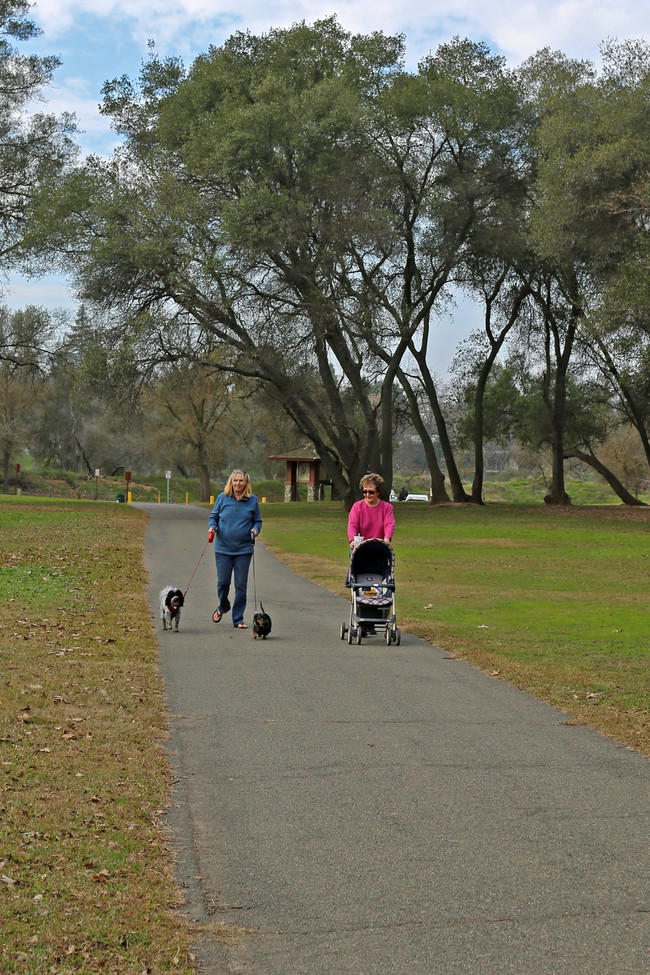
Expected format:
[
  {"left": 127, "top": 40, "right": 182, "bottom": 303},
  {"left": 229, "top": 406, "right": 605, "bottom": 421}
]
[{"left": 252, "top": 602, "right": 272, "bottom": 640}]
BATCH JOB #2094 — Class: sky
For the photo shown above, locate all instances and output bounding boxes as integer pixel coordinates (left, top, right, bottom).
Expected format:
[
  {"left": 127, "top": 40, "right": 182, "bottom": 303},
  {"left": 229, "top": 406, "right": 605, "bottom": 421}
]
[{"left": 6, "top": 0, "right": 650, "bottom": 371}]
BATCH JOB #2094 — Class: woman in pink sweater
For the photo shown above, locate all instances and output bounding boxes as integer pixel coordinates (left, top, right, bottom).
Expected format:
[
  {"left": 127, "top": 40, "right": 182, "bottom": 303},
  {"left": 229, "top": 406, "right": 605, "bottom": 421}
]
[{"left": 347, "top": 473, "right": 395, "bottom": 550}]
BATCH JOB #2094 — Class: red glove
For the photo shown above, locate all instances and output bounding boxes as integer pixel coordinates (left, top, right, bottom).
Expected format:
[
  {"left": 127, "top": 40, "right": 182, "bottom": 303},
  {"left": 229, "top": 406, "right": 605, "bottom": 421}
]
[{"left": 208, "top": 528, "right": 215, "bottom": 543}]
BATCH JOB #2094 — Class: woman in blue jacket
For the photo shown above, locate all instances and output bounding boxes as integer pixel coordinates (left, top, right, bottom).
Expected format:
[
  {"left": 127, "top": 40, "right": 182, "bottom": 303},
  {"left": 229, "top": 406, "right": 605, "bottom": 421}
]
[{"left": 208, "top": 469, "right": 262, "bottom": 628}]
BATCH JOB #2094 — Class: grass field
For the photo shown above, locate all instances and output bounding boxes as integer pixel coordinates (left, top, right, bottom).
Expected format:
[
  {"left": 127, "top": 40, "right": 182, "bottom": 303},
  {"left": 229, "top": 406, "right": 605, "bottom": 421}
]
[
  {"left": 1, "top": 494, "right": 648, "bottom": 973},
  {"left": 10, "top": 465, "right": 650, "bottom": 507},
  {"left": 0, "top": 497, "right": 195, "bottom": 974},
  {"left": 258, "top": 501, "right": 650, "bottom": 755}
]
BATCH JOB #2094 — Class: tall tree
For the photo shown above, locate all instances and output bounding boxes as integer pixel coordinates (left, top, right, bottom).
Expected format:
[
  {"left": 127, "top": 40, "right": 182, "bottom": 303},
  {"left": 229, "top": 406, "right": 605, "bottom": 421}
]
[
  {"left": 145, "top": 358, "right": 231, "bottom": 502},
  {"left": 515, "top": 48, "right": 598, "bottom": 504},
  {"left": 530, "top": 40, "right": 650, "bottom": 494},
  {"left": 0, "top": 0, "right": 76, "bottom": 275},
  {"left": 450, "top": 271, "right": 532, "bottom": 503},
  {"left": 0, "top": 305, "right": 52, "bottom": 489},
  {"left": 31, "top": 20, "right": 412, "bottom": 507},
  {"left": 30, "top": 26, "right": 533, "bottom": 507},
  {"left": 336, "top": 38, "right": 529, "bottom": 503}
]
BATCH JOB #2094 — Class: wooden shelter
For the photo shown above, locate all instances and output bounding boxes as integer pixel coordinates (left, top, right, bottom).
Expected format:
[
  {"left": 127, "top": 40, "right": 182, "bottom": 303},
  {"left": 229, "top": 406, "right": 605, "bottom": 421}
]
[{"left": 268, "top": 445, "right": 330, "bottom": 501}]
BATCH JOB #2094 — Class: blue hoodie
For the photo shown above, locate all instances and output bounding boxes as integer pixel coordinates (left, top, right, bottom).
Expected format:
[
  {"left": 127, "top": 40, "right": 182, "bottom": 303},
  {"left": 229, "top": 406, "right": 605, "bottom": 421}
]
[{"left": 208, "top": 492, "right": 262, "bottom": 556}]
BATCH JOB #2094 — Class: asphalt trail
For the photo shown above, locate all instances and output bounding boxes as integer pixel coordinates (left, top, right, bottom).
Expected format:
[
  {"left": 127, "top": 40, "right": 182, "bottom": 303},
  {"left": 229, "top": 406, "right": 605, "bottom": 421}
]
[{"left": 138, "top": 502, "right": 649, "bottom": 974}]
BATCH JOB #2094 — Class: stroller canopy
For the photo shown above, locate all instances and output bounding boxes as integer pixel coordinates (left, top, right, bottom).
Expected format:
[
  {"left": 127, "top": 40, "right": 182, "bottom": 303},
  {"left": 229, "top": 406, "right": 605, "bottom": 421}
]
[
  {"left": 349, "top": 539, "right": 395, "bottom": 606},
  {"left": 350, "top": 538, "right": 395, "bottom": 579}
]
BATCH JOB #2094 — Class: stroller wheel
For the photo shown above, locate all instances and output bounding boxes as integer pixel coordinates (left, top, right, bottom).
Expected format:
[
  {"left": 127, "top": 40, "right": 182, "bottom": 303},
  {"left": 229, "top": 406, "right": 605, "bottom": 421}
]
[
  {"left": 385, "top": 627, "right": 392, "bottom": 645},
  {"left": 347, "top": 627, "right": 354, "bottom": 645},
  {"left": 355, "top": 628, "right": 362, "bottom": 645},
  {"left": 340, "top": 623, "right": 347, "bottom": 640},
  {"left": 395, "top": 627, "right": 401, "bottom": 645}
]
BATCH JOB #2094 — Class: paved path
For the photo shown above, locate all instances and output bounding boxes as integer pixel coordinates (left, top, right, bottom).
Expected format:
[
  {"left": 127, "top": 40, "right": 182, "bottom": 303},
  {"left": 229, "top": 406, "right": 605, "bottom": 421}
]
[{"left": 138, "top": 502, "right": 649, "bottom": 974}]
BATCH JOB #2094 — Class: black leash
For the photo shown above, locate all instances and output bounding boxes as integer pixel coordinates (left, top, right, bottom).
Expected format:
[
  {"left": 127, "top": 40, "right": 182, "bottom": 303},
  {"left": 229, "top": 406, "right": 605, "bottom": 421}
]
[
  {"left": 251, "top": 531, "right": 261, "bottom": 611},
  {"left": 184, "top": 538, "right": 210, "bottom": 599}
]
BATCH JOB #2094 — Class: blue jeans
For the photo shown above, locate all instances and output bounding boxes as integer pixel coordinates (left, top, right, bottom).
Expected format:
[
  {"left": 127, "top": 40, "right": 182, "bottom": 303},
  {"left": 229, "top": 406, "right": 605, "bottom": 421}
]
[{"left": 215, "top": 552, "right": 253, "bottom": 627}]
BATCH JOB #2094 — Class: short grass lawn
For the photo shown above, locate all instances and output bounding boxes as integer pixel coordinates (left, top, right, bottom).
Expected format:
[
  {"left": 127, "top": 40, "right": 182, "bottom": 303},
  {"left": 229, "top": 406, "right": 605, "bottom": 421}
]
[
  {"left": 0, "top": 497, "right": 196, "bottom": 974},
  {"left": 259, "top": 501, "right": 650, "bottom": 756}
]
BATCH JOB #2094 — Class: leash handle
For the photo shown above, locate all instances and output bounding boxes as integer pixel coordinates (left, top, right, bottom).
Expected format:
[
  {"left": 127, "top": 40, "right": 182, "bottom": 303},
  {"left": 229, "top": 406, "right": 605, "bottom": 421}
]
[{"left": 184, "top": 538, "right": 210, "bottom": 598}]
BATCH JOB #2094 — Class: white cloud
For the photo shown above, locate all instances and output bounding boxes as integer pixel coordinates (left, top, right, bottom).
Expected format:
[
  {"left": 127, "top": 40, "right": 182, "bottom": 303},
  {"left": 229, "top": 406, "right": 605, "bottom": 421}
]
[
  {"left": 30, "top": 0, "right": 650, "bottom": 67},
  {"left": 2, "top": 277, "right": 76, "bottom": 312},
  {"left": 44, "top": 77, "right": 107, "bottom": 130}
]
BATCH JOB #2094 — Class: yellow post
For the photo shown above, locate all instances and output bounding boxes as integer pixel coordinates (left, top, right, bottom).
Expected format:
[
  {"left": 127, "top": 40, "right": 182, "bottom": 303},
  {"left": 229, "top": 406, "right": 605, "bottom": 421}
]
[
  {"left": 262, "top": 497, "right": 267, "bottom": 503},
  {"left": 127, "top": 491, "right": 132, "bottom": 504},
  {"left": 210, "top": 495, "right": 214, "bottom": 504},
  {"left": 186, "top": 492, "right": 189, "bottom": 505},
  {"left": 158, "top": 491, "right": 160, "bottom": 504}
]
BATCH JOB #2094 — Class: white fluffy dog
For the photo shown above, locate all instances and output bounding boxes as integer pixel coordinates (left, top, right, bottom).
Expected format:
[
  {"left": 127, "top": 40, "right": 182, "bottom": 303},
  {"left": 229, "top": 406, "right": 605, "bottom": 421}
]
[{"left": 160, "top": 587, "right": 185, "bottom": 631}]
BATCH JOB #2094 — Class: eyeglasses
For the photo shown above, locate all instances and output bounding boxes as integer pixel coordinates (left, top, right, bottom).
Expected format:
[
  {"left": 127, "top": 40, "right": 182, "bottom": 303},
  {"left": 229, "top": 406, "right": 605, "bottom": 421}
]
[
  {"left": 362, "top": 489, "right": 377, "bottom": 495},
  {"left": 232, "top": 470, "right": 248, "bottom": 479}
]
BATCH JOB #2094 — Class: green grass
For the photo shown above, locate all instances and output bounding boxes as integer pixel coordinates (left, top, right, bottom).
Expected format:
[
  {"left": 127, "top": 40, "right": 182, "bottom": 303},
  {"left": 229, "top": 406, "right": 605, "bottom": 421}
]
[
  {"left": 258, "top": 501, "right": 650, "bottom": 753},
  {"left": 0, "top": 497, "right": 197, "bottom": 973},
  {"left": 479, "top": 475, "right": 642, "bottom": 505},
  {"left": 8, "top": 468, "right": 650, "bottom": 506},
  {"left": 6, "top": 470, "right": 292, "bottom": 504}
]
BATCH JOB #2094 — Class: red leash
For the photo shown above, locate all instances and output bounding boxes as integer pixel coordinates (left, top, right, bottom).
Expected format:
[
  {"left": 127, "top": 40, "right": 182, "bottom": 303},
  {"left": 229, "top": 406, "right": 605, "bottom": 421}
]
[{"left": 184, "top": 539, "right": 210, "bottom": 598}]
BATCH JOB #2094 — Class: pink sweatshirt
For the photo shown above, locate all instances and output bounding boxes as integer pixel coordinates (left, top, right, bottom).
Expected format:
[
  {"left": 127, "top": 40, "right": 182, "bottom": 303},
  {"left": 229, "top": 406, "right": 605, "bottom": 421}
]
[{"left": 348, "top": 499, "right": 395, "bottom": 544}]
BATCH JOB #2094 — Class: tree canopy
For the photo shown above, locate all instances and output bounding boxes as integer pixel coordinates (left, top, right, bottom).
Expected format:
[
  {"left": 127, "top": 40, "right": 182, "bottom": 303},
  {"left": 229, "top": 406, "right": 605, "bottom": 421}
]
[
  {"left": 0, "top": 0, "right": 76, "bottom": 276},
  {"left": 20, "top": 21, "right": 650, "bottom": 506}
]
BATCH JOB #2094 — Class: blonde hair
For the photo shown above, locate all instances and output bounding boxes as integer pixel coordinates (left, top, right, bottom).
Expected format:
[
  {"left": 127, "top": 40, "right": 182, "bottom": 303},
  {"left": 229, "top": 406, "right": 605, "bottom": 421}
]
[
  {"left": 224, "top": 469, "right": 252, "bottom": 498},
  {"left": 360, "top": 473, "right": 384, "bottom": 496}
]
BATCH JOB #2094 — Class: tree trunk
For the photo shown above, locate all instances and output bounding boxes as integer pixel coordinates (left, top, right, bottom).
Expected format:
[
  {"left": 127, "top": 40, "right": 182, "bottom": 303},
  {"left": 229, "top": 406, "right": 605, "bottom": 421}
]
[
  {"left": 396, "top": 367, "right": 450, "bottom": 504},
  {"left": 426, "top": 376, "right": 471, "bottom": 502},
  {"left": 255, "top": 343, "right": 381, "bottom": 513},
  {"left": 566, "top": 448, "right": 648, "bottom": 506},
  {"left": 591, "top": 335, "right": 650, "bottom": 469},
  {"left": 538, "top": 290, "right": 579, "bottom": 507},
  {"left": 379, "top": 380, "right": 394, "bottom": 498},
  {"left": 199, "top": 464, "right": 211, "bottom": 503},
  {"left": 471, "top": 278, "right": 529, "bottom": 504},
  {"left": 471, "top": 368, "right": 487, "bottom": 504},
  {"left": 410, "top": 354, "right": 471, "bottom": 502},
  {"left": 75, "top": 436, "right": 93, "bottom": 475},
  {"left": 545, "top": 395, "right": 572, "bottom": 506}
]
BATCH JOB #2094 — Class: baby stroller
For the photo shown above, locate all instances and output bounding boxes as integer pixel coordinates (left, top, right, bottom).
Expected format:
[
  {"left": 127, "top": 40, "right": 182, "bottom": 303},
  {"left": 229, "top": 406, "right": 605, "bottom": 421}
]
[{"left": 340, "top": 538, "right": 401, "bottom": 645}]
